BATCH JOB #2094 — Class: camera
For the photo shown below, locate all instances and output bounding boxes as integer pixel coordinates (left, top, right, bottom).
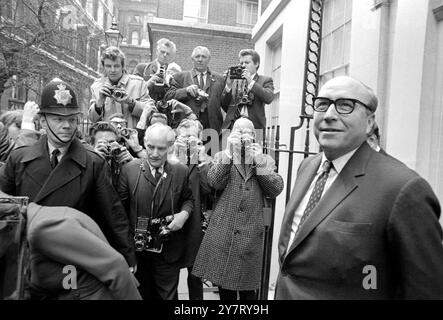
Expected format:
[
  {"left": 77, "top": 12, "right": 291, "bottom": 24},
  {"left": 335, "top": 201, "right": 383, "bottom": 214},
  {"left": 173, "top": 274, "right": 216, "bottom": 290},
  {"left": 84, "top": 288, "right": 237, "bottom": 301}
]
[
  {"left": 229, "top": 65, "right": 245, "bottom": 79},
  {"left": 195, "top": 89, "right": 209, "bottom": 104},
  {"left": 134, "top": 216, "right": 172, "bottom": 253},
  {"left": 238, "top": 94, "right": 252, "bottom": 106},
  {"left": 120, "top": 128, "right": 137, "bottom": 140},
  {"left": 109, "top": 87, "right": 125, "bottom": 99}
]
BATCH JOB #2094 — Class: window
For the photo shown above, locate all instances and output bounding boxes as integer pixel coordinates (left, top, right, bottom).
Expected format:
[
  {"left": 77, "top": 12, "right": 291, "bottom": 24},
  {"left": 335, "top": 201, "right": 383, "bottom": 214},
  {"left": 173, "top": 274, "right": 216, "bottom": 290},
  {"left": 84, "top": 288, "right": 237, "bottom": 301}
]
[
  {"left": 103, "top": 11, "right": 108, "bottom": 29},
  {"left": 131, "top": 31, "right": 139, "bottom": 45},
  {"left": 93, "top": 0, "right": 98, "bottom": 21},
  {"left": 183, "top": 0, "right": 208, "bottom": 23},
  {"left": 236, "top": 0, "right": 258, "bottom": 27},
  {"left": 319, "top": 0, "right": 352, "bottom": 86},
  {"left": 268, "top": 39, "right": 282, "bottom": 127}
]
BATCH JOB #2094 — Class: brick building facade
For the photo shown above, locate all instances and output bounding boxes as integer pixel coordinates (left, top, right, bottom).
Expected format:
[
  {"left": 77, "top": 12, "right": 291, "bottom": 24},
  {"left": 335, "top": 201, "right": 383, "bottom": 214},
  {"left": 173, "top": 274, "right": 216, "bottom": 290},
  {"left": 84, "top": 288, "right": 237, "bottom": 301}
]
[{"left": 116, "top": 0, "right": 257, "bottom": 74}]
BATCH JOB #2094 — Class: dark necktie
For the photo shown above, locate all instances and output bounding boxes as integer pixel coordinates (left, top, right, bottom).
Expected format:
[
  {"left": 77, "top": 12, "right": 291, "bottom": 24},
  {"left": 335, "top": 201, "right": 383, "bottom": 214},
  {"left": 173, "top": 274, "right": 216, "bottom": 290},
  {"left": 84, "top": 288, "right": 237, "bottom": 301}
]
[
  {"left": 154, "top": 168, "right": 162, "bottom": 183},
  {"left": 295, "top": 160, "right": 332, "bottom": 234},
  {"left": 198, "top": 73, "right": 204, "bottom": 89},
  {"left": 50, "top": 149, "right": 60, "bottom": 169}
]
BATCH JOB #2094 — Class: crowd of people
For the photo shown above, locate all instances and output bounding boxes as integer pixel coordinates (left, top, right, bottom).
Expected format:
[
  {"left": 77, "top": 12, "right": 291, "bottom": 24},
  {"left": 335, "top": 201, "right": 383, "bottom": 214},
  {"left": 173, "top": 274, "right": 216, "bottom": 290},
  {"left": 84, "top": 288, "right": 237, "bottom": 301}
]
[{"left": 1, "top": 37, "right": 443, "bottom": 300}]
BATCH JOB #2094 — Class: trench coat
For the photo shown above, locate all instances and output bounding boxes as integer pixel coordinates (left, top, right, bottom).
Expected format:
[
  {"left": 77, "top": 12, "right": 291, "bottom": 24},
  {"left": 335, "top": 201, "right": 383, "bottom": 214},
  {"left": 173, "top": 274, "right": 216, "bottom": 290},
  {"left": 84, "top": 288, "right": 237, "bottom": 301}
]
[{"left": 192, "top": 151, "right": 284, "bottom": 290}]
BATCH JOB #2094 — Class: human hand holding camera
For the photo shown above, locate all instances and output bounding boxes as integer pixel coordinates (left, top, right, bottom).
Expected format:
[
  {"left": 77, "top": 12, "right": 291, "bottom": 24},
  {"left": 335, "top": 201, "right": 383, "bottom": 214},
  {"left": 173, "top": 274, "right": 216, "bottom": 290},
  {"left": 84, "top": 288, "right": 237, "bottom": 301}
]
[
  {"left": 186, "top": 84, "right": 200, "bottom": 98},
  {"left": 242, "top": 68, "right": 253, "bottom": 84},
  {"left": 224, "top": 69, "right": 233, "bottom": 90},
  {"left": 122, "top": 129, "right": 140, "bottom": 152},
  {"left": 226, "top": 130, "right": 242, "bottom": 161},
  {"left": 94, "top": 139, "right": 110, "bottom": 159},
  {"left": 115, "top": 146, "right": 133, "bottom": 166},
  {"left": 167, "top": 211, "right": 189, "bottom": 231}
]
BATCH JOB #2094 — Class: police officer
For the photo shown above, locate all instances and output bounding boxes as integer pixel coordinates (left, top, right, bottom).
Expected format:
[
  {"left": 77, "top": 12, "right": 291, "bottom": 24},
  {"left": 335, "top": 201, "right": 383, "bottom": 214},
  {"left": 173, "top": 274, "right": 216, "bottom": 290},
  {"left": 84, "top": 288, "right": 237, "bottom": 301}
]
[{"left": 0, "top": 78, "right": 136, "bottom": 269}]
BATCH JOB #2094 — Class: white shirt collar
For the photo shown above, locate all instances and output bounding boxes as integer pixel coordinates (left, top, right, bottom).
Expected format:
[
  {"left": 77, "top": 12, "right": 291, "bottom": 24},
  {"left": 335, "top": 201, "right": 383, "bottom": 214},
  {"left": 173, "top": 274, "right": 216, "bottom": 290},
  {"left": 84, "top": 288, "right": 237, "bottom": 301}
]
[
  {"left": 319, "top": 147, "right": 359, "bottom": 175},
  {"left": 147, "top": 161, "right": 165, "bottom": 175},
  {"left": 47, "top": 141, "right": 70, "bottom": 158}
]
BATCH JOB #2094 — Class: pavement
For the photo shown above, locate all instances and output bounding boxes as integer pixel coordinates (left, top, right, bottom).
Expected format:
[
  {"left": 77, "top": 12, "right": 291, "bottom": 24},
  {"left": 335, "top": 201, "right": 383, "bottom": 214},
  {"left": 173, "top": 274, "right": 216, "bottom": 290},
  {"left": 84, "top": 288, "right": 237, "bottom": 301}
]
[{"left": 177, "top": 269, "right": 275, "bottom": 300}]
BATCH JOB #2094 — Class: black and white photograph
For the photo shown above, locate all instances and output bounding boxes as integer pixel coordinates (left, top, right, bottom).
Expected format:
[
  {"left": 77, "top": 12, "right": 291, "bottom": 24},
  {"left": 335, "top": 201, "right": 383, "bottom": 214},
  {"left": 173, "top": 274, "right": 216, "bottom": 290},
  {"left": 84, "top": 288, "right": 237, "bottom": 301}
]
[{"left": 1, "top": 0, "right": 443, "bottom": 308}]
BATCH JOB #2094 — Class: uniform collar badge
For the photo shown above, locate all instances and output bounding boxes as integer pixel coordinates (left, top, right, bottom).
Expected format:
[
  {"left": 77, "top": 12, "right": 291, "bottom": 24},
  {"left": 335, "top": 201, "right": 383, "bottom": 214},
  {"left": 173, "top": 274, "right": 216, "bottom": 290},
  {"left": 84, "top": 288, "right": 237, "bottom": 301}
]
[{"left": 54, "top": 83, "right": 72, "bottom": 106}]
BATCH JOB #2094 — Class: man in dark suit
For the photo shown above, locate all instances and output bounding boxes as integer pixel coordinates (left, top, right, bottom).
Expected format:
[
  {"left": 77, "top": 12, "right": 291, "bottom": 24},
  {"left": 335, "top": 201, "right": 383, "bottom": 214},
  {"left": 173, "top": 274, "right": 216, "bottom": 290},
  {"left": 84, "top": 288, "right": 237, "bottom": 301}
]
[
  {"left": 221, "top": 49, "right": 274, "bottom": 134},
  {"left": 0, "top": 79, "right": 136, "bottom": 269},
  {"left": 118, "top": 123, "right": 193, "bottom": 300},
  {"left": 165, "top": 46, "right": 230, "bottom": 134},
  {"left": 133, "top": 38, "right": 179, "bottom": 102},
  {"left": 276, "top": 76, "right": 443, "bottom": 299}
]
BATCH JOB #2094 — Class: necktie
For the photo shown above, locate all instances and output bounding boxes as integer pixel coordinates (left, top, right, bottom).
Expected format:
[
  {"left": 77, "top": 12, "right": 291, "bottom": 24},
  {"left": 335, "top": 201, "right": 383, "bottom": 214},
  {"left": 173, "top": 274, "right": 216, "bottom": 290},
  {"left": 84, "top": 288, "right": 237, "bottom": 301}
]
[
  {"left": 154, "top": 168, "right": 162, "bottom": 183},
  {"left": 295, "top": 160, "right": 332, "bottom": 234},
  {"left": 198, "top": 73, "right": 204, "bottom": 89},
  {"left": 50, "top": 149, "right": 60, "bottom": 169}
]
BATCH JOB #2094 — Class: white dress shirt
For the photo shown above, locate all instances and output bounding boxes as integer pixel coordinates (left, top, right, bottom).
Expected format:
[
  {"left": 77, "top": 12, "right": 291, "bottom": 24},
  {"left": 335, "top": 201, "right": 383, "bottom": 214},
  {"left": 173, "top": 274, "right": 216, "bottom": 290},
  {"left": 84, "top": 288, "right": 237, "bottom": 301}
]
[
  {"left": 286, "top": 148, "right": 358, "bottom": 250},
  {"left": 240, "top": 72, "right": 256, "bottom": 117}
]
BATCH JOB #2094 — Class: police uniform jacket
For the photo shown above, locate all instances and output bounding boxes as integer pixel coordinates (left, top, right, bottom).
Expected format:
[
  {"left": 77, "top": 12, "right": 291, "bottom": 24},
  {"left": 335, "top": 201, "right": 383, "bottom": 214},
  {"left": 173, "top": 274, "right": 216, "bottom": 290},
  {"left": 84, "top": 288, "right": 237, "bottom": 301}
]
[{"left": 0, "top": 136, "right": 136, "bottom": 267}]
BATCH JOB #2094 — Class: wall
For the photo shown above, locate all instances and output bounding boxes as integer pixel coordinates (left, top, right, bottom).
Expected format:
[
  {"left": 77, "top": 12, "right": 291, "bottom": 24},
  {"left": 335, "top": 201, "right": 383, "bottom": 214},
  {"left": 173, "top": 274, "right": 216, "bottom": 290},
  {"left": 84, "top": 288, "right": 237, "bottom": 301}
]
[
  {"left": 150, "top": 22, "right": 253, "bottom": 73},
  {"left": 252, "top": 0, "right": 312, "bottom": 291}
]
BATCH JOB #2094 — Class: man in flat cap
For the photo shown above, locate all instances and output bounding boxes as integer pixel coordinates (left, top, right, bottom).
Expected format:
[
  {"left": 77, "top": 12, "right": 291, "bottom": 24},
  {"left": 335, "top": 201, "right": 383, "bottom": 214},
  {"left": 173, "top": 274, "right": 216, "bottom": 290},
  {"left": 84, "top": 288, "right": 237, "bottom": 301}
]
[
  {"left": 0, "top": 78, "right": 136, "bottom": 270},
  {"left": 276, "top": 76, "right": 443, "bottom": 299}
]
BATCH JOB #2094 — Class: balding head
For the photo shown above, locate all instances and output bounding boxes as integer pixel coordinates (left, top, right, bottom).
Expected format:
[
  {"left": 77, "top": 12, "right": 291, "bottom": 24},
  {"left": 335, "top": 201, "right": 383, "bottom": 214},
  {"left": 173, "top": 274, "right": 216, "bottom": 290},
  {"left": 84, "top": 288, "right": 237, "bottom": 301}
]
[
  {"left": 319, "top": 76, "right": 378, "bottom": 113},
  {"left": 144, "top": 123, "right": 176, "bottom": 168},
  {"left": 314, "top": 76, "right": 376, "bottom": 160}
]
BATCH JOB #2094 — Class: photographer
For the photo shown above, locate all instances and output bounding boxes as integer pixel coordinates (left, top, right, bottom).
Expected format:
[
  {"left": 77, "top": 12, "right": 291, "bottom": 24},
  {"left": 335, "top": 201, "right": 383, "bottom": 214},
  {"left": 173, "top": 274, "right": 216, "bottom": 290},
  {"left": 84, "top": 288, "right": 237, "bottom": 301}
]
[
  {"left": 192, "top": 117, "right": 283, "bottom": 300},
  {"left": 222, "top": 49, "right": 274, "bottom": 133},
  {"left": 133, "top": 38, "right": 179, "bottom": 102},
  {"left": 170, "top": 119, "right": 212, "bottom": 300},
  {"left": 89, "top": 122, "right": 135, "bottom": 188},
  {"left": 106, "top": 113, "right": 148, "bottom": 159},
  {"left": 165, "top": 46, "right": 230, "bottom": 134},
  {"left": 89, "top": 46, "right": 156, "bottom": 129},
  {"left": 118, "top": 123, "right": 193, "bottom": 300}
]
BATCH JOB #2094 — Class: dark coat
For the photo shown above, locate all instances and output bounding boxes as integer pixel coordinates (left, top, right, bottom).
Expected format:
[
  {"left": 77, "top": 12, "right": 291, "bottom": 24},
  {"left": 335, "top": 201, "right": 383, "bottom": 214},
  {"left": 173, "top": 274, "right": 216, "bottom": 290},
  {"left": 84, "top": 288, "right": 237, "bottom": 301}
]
[
  {"left": 118, "top": 159, "right": 194, "bottom": 264},
  {"left": 192, "top": 151, "right": 284, "bottom": 290},
  {"left": 26, "top": 203, "right": 141, "bottom": 300},
  {"left": 276, "top": 143, "right": 443, "bottom": 299},
  {"left": 164, "top": 69, "right": 230, "bottom": 133},
  {"left": 181, "top": 163, "right": 212, "bottom": 268},
  {"left": 0, "top": 136, "right": 136, "bottom": 266},
  {"left": 222, "top": 74, "right": 274, "bottom": 130}
]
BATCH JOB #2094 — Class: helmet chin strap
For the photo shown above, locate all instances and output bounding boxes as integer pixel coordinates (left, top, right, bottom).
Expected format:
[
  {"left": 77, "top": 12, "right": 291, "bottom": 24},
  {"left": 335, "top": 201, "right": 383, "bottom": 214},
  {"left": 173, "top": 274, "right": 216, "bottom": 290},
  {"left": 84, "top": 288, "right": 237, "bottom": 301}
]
[{"left": 44, "top": 114, "right": 77, "bottom": 145}]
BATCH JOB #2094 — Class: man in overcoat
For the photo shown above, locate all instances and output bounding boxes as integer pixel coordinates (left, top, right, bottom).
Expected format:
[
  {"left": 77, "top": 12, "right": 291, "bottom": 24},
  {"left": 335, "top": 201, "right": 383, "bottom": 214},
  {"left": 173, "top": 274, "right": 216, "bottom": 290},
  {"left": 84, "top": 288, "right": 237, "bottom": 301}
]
[
  {"left": 192, "top": 117, "right": 283, "bottom": 300},
  {"left": 118, "top": 123, "right": 193, "bottom": 300},
  {"left": 0, "top": 79, "right": 135, "bottom": 269}
]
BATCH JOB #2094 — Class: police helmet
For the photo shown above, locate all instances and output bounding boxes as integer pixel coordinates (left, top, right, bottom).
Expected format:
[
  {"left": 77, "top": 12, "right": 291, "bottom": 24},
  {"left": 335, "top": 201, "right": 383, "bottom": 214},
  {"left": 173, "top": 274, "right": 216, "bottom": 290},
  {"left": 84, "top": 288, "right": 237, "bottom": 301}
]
[{"left": 39, "top": 78, "right": 81, "bottom": 116}]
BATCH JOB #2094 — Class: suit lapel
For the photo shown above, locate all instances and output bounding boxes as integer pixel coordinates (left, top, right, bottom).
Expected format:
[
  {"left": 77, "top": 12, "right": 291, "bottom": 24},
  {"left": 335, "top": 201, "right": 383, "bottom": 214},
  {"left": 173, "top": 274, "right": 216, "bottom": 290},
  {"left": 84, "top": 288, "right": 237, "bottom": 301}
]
[
  {"left": 21, "top": 137, "right": 52, "bottom": 189},
  {"left": 285, "top": 144, "right": 372, "bottom": 256},
  {"left": 203, "top": 71, "right": 212, "bottom": 92},
  {"left": 157, "top": 162, "right": 173, "bottom": 210},
  {"left": 278, "top": 155, "right": 321, "bottom": 259},
  {"left": 141, "top": 160, "right": 157, "bottom": 187},
  {"left": 33, "top": 139, "right": 87, "bottom": 203}
]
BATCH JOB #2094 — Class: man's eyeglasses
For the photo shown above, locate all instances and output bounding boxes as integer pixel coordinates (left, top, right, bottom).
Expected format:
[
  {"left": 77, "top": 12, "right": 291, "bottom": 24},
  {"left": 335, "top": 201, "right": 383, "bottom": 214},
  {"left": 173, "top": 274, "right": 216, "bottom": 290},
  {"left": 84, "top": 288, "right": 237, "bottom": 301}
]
[{"left": 313, "top": 97, "right": 372, "bottom": 115}]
